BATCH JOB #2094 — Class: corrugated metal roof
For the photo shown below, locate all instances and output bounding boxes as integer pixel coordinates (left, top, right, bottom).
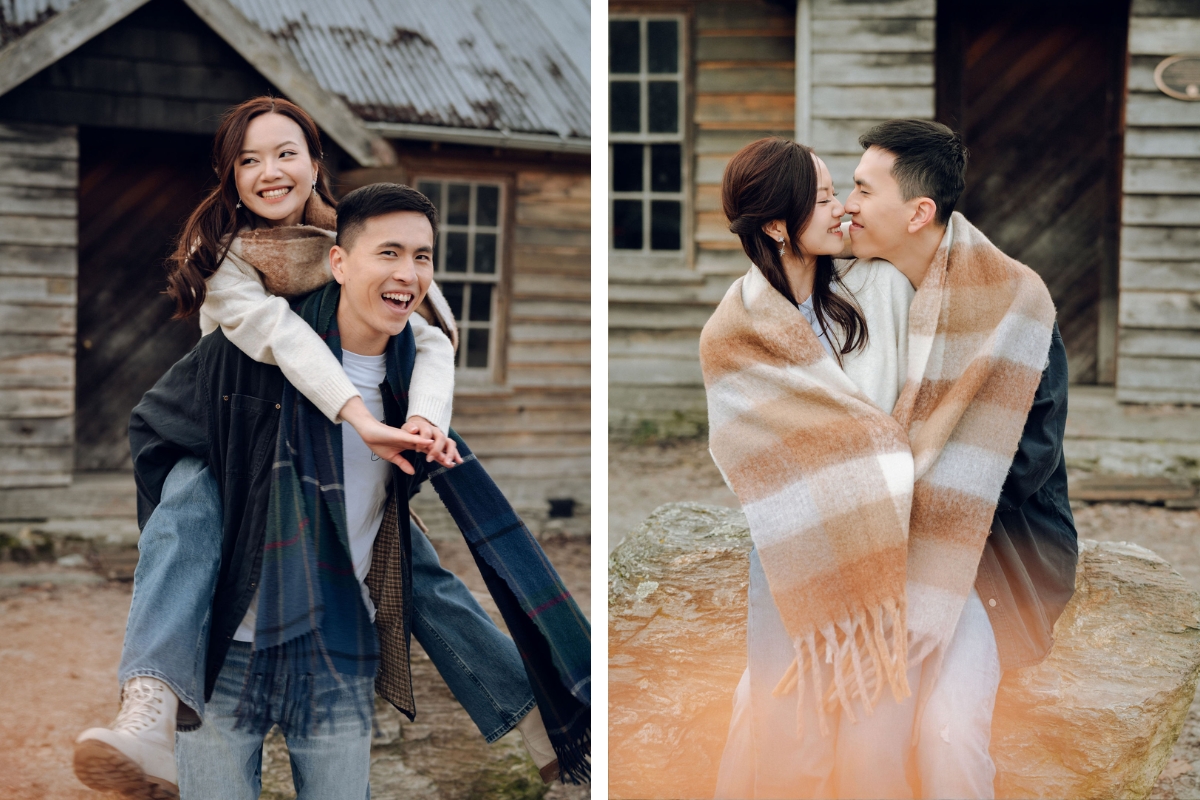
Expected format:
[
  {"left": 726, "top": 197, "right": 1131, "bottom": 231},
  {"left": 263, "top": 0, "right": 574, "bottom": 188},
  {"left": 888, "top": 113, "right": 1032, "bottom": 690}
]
[{"left": 0, "top": 0, "right": 590, "bottom": 141}]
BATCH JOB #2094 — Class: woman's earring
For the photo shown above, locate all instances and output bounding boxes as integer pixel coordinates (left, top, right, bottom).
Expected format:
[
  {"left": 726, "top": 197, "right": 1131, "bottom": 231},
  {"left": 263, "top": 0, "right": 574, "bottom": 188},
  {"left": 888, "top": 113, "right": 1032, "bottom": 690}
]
[
  {"left": 235, "top": 199, "right": 242, "bottom": 210},
  {"left": 777, "top": 236, "right": 785, "bottom": 256}
]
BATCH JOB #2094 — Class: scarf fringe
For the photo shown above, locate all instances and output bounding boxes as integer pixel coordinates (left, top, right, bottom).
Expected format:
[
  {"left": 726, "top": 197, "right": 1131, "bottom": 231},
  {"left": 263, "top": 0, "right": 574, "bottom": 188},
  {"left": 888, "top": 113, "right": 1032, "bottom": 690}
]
[
  {"left": 552, "top": 720, "right": 592, "bottom": 785},
  {"left": 773, "top": 599, "right": 912, "bottom": 737}
]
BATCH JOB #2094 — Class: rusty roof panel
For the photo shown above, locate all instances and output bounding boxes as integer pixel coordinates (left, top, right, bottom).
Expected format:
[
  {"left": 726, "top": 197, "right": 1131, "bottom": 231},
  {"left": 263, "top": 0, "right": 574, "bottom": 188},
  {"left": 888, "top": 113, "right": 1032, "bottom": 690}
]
[{"left": 0, "top": 0, "right": 590, "bottom": 140}]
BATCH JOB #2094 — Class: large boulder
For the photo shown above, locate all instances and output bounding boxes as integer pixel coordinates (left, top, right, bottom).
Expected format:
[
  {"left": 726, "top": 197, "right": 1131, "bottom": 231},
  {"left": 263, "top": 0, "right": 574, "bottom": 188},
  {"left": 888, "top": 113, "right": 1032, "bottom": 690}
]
[{"left": 608, "top": 503, "right": 1200, "bottom": 800}]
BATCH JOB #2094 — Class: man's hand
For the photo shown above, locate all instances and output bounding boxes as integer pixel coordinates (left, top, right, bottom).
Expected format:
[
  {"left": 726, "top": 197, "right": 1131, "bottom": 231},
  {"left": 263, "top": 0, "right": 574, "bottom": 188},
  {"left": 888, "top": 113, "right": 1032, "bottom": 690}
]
[
  {"left": 339, "top": 396, "right": 431, "bottom": 475},
  {"left": 403, "top": 416, "right": 463, "bottom": 469}
]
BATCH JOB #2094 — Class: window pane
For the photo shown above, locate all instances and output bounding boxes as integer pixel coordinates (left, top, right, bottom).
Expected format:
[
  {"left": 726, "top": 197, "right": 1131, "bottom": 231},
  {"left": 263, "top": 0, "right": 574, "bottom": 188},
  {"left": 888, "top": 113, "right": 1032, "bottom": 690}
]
[
  {"left": 613, "top": 199, "right": 643, "bottom": 250},
  {"left": 474, "top": 233, "right": 497, "bottom": 274},
  {"left": 418, "top": 181, "right": 441, "bottom": 215},
  {"left": 447, "top": 184, "right": 470, "bottom": 225},
  {"left": 648, "top": 82, "right": 678, "bottom": 133},
  {"left": 609, "top": 20, "right": 640, "bottom": 74},
  {"left": 466, "top": 329, "right": 490, "bottom": 368},
  {"left": 647, "top": 20, "right": 678, "bottom": 74},
  {"left": 469, "top": 283, "right": 493, "bottom": 322},
  {"left": 610, "top": 82, "right": 640, "bottom": 133},
  {"left": 612, "top": 144, "right": 643, "bottom": 192},
  {"left": 445, "top": 232, "right": 468, "bottom": 272},
  {"left": 650, "top": 200, "right": 681, "bottom": 250},
  {"left": 476, "top": 185, "right": 499, "bottom": 226},
  {"left": 442, "top": 281, "right": 464, "bottom": 320},
  {"left": 650, "top": 144, "right": 681, "bottom": 192}
]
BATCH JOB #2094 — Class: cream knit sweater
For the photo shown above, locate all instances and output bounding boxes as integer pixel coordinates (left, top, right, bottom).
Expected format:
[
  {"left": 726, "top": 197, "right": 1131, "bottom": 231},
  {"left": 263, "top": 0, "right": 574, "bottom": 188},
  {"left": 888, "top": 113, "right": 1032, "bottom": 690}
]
[
  {"left": 199, "top": 256, "right": 455, "bottom": 431},
  {"left": 836, "top": 257, "right": 915, "bottom": 415}
]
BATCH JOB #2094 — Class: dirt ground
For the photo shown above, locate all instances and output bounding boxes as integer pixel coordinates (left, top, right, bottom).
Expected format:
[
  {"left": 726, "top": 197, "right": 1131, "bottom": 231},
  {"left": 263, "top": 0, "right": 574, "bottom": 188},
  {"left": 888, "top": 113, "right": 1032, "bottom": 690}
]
[
  {"left": 0, "top": 535, "right": 590, "bottom": 800},
  {"left": 608, "top": 438, "right": 1200, "bottom": 799}
]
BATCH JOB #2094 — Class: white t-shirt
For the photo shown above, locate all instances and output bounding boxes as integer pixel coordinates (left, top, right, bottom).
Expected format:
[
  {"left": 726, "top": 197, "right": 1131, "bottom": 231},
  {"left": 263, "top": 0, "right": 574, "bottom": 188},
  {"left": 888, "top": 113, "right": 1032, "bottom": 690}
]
[
  {"left": 797, "top": 295, "right": 837, "bottom": 359},
  {"left": 233, "top": 349, "right": 392, "bottom": 642}
]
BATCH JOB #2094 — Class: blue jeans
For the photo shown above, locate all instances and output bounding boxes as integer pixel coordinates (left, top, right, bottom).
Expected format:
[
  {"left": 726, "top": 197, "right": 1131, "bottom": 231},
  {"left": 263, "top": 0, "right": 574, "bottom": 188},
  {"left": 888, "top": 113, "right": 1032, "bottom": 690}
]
[
  {"left": 177, "top": 640, "right": 374, "bottom": 799},
  {"left": 119, "top": 456, "right": 535, "bottom": 741}
]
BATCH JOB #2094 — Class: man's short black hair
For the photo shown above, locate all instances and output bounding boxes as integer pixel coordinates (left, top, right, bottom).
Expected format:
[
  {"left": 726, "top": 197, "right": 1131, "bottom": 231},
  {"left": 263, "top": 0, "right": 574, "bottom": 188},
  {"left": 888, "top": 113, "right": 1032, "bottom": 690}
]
[
  {"left": 859, "top": 120, "right": 968, "bottom": 226},
  {"left": 336, "top": 183, "right": 439, "bottom": 249}
]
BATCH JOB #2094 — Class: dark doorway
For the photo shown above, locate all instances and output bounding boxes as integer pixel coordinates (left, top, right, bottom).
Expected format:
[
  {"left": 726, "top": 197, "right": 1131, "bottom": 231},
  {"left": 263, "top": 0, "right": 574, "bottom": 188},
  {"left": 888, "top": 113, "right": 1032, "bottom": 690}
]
[
  {"left": 936, "top": 0, "right": 1129, "bottom": 384},
  {"left": 76, "top": 127, "right": 212, "bottom": 470}
]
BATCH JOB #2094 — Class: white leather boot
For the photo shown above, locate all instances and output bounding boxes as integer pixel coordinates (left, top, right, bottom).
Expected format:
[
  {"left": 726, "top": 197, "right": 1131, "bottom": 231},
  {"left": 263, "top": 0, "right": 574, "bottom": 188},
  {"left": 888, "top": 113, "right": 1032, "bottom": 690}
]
[
  {"left": 73, "top": 675, "right": 179, "bottom": 799},
  {"left": 517, "top": 705, "right": 560, "bottom": 783}
]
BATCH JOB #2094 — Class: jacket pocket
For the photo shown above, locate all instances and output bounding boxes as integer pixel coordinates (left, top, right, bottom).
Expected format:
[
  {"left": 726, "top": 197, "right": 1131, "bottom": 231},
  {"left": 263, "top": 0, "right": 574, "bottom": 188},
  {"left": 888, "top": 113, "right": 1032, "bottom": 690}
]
[{"left": 225, "top": 393, "right": 280, "bottom": 476}]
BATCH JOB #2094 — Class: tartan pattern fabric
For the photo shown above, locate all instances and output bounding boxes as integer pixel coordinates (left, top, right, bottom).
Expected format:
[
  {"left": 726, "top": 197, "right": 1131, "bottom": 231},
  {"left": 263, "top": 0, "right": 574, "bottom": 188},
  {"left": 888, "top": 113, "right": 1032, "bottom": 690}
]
[
  {"left": 364, "top": 490, "right": 414, "bottom": 717},
  {"left": 700, "top": 213, "right": 1055, "bottom": 736},
  {"left": 429, "top": 436, "right": 591, "bottom": 783}
]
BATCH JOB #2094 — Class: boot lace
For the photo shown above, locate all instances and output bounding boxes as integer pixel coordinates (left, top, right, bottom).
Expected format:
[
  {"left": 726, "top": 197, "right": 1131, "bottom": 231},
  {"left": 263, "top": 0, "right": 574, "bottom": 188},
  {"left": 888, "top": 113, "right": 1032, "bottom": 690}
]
[{"left": 112, "top": 678, "right": 164, "bottom": 734}]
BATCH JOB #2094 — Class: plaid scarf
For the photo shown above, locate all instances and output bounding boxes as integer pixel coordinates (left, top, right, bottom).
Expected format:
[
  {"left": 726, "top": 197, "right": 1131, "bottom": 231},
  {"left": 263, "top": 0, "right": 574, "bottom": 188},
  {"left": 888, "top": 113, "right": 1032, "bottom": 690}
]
[
  {"left": 701, "top": 213, "right": 1054, "bottom": 735},
  {"left": 234, "top": 282, "right": 412, "bottom": 735},
  {"left": 429, "top": 437, "right": 592, "bottom": 783}
]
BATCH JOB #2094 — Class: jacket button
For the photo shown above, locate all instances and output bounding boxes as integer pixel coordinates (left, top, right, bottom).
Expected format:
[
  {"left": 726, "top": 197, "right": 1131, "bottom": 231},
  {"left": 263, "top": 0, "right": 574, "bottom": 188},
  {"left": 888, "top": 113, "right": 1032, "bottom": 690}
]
[
  {"left": 988, "top": 598, "right": 997, "bottom": 607},
  {"left": 223, "top": 396, "right": 229, "bottom": 401},
  {"left": 276, "top": 404, "right": 281, "bottom": 409}
]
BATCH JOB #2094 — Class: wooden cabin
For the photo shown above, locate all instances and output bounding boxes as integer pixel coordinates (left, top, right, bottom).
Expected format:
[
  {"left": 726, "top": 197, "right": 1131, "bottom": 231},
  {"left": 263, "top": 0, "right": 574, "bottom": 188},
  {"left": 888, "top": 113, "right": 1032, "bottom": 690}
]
[
  {"left": 608, "top": 0, "right": 1200, "bottom": 477},
  {"left": 0, "top": 0, "right": 590, "bottom": 535}
]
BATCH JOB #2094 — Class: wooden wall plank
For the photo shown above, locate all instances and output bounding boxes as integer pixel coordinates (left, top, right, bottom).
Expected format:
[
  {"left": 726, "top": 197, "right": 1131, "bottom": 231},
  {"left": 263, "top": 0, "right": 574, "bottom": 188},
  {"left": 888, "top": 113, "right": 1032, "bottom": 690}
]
[
  {"left": 511, "top": 273, "right": 589, "bottom": 301},
  {"left": 513, "top": 226, "right": 590, "bottom": 249},
  {"left": 812, "top": 51, "right": 934, "bottom": 86},
  {"left": 0, "top": 334, "right": 74, "bottom": 359},
  {"left": 0, "top": 276, "right": 76, "bottom": 305},
  {"left": 0, "top": 155, "right": 78, "bottom": 188},
  {"left": 0, "top": 185, "right": 77, "bottom": 217},
  {"left": 813, "top": 0, "right": 934, "bottom": 17},
  {"left": 810, "top": 18, "right": 935, "bottom": 53},
  {"left": 0, "top": 416, "right": 72, "bottom": 447},
  {"left": 0, "top": 353, "right": 73, "bottom": 389},
  {"left": 1123, "top": 158, "right": 1200, "bottom": 195},
  {"left": 1120, "top": 328, "right": 1200, "bottom": 358},
  {"left": 509, "top": 323, "right": 589, "bottom": 343},
  {"left": 609, "top": 356, "right": 705, "bottom": 386},
  {"left": 0, "top": 303, "right": 75, "bottom": 335},
  {"left": 0, "top": 216, "right": 76, "bottom": 246},
  {"left": 510, "top": 300, "right": 590, "bottom": 322},
  {"left": 1126, "top": 128, "right": 1200, "bottom": 158},
  {"left": 1116, "top": 355, "right": 1200, "bottom": 391},
  {"left": 1123, "top": 195, "right": 1200, "bottom": 226},
  {"left": 0, "top": 388, "right": 73, "bottom": 417},
  {"left": 811, "top": 86, "right": 934, "bottom": 119},
  {"left": 694, "top": 129, "right": 794, "bottom": 154},
  {"left": 1126, "top": 94, "right": 1200, "bottom": 127},
  {"left": 697, "top": 67, "right": 795, "bottom": 93},
  {"left": 1121, "top": 260, "right": 1200, "bottom": 291},
  {"left": 1129, "top": 17, "right": 1200, "bottom": 54},
  {"left": 0, "top": 445, "right": 72, "bottom": 474},
  {"left": 1121, "top": 226, "right": 1200, "bottom": 259},
  {"left": 0, "top": 124, "right": 79, "bottom": 159},
  {"left": 811, "top": 118, "right": 879, "bottom": 154},
  {"left": 695, "top": 0, "right": 794, "bottom": 30},
  {"left": 695, "top": 94, "right": 795, "bottom": 126},
  {"left": 695, "top": 36, "right": 795, "bottom": 62},
  {"left": 1131, "top": 0, "right": 1200, "bottom": 15},
  {"left": 1119, "top": 291, "right": 1200, "bottom": 329},
  {"left": 0, "top": 245, "right": 76, "bottom": 277}
]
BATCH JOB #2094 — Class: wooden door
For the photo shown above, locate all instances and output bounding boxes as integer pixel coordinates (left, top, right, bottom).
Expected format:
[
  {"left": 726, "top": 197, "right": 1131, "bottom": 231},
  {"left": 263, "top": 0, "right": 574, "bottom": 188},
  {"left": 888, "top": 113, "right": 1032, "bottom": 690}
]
[
  {"left": 937, "top": 0, "right": 1129, "bottom": 384},
  {"left": 76, "top": 127, "right": 211, "bottom": 470}
]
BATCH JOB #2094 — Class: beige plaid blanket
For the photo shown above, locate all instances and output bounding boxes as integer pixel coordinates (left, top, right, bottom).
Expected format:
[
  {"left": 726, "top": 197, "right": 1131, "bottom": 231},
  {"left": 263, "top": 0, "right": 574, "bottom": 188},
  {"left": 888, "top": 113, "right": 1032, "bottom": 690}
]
[{"left": 700, "top": 213, "right": 1055, "bottom": 734}]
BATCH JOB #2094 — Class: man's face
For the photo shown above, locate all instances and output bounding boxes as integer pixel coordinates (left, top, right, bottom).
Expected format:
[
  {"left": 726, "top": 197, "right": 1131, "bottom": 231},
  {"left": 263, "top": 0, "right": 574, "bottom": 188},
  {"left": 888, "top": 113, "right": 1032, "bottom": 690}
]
[
  {"left": 843, "top": 146, "right": 918, "bottom": 261},
  {"left": 330, "top": 211, "right": 434, "bottom": 345}
]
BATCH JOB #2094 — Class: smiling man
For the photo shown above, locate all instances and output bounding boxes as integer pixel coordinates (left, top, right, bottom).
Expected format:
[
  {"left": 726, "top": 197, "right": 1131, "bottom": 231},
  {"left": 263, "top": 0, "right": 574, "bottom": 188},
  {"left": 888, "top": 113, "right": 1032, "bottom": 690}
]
[
  {"left": 122, "top": 184, "right": 572, "bottom": 798},
  {"left": 835, "top": 120, "right": 1078, "bottom": 799}
]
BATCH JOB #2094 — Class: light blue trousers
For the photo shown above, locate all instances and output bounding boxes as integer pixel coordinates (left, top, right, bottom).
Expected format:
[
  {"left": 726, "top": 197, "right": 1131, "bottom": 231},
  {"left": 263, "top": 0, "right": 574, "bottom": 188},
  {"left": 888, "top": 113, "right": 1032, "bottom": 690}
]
[{"left": 118, "top": 457, "right": 535, "bottom": 760}]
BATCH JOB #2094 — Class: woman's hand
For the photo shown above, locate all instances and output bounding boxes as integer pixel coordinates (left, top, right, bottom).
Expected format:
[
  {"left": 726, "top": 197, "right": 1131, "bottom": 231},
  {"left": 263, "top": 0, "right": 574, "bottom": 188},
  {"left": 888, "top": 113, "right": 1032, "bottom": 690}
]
[
  {"left": 338, "top": 396, "right": 431, "bottom": 475},
  {"left": 402, "top": 416, "right": 463, "bottom": 469}
]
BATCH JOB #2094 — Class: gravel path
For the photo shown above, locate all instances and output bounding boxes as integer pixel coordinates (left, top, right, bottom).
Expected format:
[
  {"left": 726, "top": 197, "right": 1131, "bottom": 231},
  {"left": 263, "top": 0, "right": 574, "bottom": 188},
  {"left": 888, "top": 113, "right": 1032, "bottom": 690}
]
[
  {"left": 609, "top": 438, "right": 1200, "bottom": 799},
  {"left": 0, "top": 535, "right": 590, "bottom": 800}
]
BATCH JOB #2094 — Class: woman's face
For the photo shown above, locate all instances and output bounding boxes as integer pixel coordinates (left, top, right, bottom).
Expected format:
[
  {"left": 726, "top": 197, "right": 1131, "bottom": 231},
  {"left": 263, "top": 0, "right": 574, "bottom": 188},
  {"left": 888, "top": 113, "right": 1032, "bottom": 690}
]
[
  {"left": 797, "top": 155, "right": 845, "bottom": 256},
  {"left": 234, "top": 113, "right": 317, "bottom": 228}
]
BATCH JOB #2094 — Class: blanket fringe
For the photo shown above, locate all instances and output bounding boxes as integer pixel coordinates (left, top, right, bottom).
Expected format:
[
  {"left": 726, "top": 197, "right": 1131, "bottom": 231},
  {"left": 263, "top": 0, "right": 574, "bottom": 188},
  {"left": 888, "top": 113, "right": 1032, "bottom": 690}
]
[{"left": 772, "top": 599, "right": 912, "bottom": 737}]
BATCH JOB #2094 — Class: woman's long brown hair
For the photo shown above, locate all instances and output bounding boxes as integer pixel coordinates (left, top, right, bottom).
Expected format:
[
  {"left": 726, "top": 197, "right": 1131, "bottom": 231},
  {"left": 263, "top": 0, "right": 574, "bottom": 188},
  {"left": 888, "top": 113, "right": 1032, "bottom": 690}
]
[
  {"left": 166, "top": 96, "right": 337, "bottom": 318},
  {"left": 721, "top": 137, "right": 868, "bottom": 364}
]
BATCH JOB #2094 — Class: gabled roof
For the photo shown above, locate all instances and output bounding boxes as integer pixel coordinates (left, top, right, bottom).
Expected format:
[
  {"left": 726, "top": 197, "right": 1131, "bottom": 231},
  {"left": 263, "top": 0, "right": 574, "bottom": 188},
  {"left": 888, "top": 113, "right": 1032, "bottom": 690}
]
[{"left": 0, "top": 0, "right": 590, "bottom": 161}]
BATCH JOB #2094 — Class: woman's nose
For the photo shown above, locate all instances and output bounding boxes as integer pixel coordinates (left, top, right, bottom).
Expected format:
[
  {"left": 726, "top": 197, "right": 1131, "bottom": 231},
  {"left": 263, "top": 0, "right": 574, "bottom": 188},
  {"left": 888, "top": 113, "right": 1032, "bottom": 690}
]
[{"left": 831, "top": 198, "right": 845, "bottom": 218}]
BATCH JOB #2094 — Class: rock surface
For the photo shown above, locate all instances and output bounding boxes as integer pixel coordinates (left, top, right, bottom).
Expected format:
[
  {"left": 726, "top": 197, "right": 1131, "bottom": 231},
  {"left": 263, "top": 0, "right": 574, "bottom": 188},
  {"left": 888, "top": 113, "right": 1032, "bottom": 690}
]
[{"left": 608, "top": 503, "right": 1200, "bottom": 800}]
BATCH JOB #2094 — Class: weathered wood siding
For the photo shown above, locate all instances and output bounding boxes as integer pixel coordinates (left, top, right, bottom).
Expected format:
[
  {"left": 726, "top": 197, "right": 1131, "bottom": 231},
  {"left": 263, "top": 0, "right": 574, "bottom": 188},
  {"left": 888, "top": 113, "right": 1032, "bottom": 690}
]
[
  {"left": 0, "top": 122, "right": 77, "bottom": 488},
  {"left": 805, "top": 0, "right": 936, "bottom": 190},
  {"left": 0, "top": 0, "right": 273, "bottom": 134},
  {"left": 1117, "top": 0, "right": 1200, "bottom": 403},
  {"left": 610, "top": 0, "right": 796, "bottom": 435}
]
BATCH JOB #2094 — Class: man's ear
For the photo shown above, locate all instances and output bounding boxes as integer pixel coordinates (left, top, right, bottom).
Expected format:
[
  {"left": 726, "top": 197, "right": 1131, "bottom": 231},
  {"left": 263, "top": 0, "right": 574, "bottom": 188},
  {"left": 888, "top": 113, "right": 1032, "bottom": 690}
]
[
  {"left": 329, "top": 244, "right": 348, "bottom": 285},
  {"left": 907, "top": 198, "right": 938, "bottom": 234}
]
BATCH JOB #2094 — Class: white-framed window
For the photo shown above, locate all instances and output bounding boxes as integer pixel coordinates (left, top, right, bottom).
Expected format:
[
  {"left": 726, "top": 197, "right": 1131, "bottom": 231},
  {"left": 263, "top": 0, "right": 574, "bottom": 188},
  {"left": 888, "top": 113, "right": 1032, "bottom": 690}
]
[
  {"left": 416, "top": 178, "right": 503, "bottom": 377},
  {"left": 609, "top": 15, "right": 687, "bottom": 264}
]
